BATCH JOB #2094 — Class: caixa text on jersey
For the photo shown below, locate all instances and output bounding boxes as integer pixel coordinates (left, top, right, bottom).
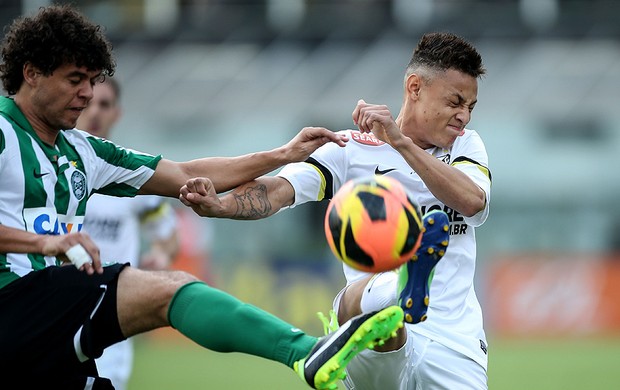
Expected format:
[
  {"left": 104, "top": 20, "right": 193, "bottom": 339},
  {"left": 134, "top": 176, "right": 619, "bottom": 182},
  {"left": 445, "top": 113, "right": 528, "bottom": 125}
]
[{"left": 23, "top": 208, "right": 84, "bottom": 235}]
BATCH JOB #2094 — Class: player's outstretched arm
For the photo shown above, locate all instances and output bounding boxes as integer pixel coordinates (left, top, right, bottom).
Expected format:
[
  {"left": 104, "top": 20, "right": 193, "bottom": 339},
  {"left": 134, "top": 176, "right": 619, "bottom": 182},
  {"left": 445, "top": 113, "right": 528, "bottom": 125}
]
[
  {"left": 140, "top": 127, "right": 347, "bottom": 198},
  {"left": 179, "top": 176, "right": 294, "bottom": 220}
]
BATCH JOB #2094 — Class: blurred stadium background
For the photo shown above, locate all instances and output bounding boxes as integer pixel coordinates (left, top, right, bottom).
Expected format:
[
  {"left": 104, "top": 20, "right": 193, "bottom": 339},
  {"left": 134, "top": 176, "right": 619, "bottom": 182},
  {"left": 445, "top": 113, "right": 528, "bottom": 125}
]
[{"left": 2, "top": 0, "right": 620, "bottom": 388}]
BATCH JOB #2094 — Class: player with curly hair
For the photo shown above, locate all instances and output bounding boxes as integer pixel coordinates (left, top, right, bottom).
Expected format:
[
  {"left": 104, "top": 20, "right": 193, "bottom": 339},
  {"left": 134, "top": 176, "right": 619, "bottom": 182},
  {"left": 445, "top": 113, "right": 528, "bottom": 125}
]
[{"left": 0, "top": 5, "right": 404, "bottom": 389}]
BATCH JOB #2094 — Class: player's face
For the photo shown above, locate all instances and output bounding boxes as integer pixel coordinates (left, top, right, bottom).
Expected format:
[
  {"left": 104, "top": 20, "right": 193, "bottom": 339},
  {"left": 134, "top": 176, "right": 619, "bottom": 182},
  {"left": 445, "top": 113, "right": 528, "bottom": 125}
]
[
  {"left": 76, "top": 81, "right": 120, "bottom": 138},
  {"left": 406, "top": 69, "right": 478, "bottom": 149},
  {"left": 30, "top": 63, "right": 101, "bottom": 133}
]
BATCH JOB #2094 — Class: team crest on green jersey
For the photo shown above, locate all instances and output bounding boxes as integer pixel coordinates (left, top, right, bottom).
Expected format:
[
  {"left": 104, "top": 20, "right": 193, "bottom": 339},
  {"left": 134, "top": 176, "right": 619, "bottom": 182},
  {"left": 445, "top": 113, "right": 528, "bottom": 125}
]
[{"left": 71, "top": 170, "right": 86, "bottom": 201}]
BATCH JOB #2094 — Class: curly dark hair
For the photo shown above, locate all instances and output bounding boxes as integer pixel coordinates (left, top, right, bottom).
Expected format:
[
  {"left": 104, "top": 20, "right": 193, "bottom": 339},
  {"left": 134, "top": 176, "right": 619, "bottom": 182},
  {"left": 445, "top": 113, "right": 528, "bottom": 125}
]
[
  {"left": 0, "top": 5, "right": 115, "bottom": 95},
  {"left": 407, "top": 32, "right": 485, "bottom": 78}
]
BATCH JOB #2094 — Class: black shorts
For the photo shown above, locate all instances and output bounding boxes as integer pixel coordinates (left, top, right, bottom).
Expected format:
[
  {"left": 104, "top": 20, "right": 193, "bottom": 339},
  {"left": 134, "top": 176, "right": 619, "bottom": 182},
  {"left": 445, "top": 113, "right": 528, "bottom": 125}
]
[{"left": 0, "top": 263, "right": 128, "bottom": 387}]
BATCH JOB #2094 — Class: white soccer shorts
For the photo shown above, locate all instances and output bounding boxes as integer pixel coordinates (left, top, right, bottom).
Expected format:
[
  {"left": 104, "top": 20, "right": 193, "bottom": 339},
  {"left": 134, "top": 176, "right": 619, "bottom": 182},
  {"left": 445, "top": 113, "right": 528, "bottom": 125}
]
[{"left": 333, "top": 289, "right": 487, "bottom": 390}]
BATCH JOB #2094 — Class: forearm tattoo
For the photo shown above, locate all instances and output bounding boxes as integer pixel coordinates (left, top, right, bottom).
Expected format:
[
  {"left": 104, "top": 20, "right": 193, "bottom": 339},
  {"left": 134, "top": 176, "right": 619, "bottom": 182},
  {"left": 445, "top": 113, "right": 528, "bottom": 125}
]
[{"left": 232, "top": 184, "right": 272, "bottom": 219}]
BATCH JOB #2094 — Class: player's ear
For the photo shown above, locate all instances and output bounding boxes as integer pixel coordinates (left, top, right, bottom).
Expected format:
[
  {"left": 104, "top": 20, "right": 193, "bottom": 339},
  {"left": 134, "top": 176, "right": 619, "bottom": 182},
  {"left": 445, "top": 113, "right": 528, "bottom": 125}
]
[
  {"left": 405, "top": 73, "right": 422, "bottom": 101},
  {"left": 22, "top": 62, "right": 41, "bottom": 87}
]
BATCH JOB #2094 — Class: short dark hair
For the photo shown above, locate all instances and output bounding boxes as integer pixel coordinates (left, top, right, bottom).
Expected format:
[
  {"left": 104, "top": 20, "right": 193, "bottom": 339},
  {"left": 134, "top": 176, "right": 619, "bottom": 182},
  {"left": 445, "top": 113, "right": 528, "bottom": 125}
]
[
  {"left": 0, "top": 5, "right": 115, "bottom": 95},
  {"left": 407, "top": 32, "right": 485, "bottom": 79}
]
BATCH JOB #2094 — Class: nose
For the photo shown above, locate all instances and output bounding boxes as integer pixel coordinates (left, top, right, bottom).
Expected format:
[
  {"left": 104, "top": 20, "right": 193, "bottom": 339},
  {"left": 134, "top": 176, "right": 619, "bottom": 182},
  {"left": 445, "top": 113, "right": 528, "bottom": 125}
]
[
  {"left": 455, "top": 107, "right": 471, "bottom": 126},
  {"left": 78, "top": 81, "right": 94, "bottom": 101}
]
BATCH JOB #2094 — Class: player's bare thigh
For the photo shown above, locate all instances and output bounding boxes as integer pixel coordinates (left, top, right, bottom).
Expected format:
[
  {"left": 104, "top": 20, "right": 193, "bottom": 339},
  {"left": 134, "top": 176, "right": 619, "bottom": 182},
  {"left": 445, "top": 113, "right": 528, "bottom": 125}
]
[{"left": 116, "top": 266, "right": 198, "bottom": 337}]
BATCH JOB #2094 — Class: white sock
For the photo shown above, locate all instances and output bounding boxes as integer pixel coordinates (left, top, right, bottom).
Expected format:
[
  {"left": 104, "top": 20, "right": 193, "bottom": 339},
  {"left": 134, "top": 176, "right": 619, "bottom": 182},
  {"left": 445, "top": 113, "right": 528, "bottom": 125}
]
[{"left": 360, "top": 271, "right": 399, "bottom": 313}]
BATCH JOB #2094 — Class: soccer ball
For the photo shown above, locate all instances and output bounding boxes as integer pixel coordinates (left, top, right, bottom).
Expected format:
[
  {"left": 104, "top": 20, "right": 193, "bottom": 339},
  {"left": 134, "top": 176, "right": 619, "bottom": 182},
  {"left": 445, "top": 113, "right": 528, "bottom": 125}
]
[{"left": 324, "top": 175, "right": 423, "bottom": 273}]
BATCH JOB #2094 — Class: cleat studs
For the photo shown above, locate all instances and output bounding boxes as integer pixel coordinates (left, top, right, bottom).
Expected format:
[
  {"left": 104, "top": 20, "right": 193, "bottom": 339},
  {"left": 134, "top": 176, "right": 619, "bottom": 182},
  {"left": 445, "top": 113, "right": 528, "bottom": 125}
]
[
  {"left": 438, "top": 250, "right": 445, "bottom": 257},
  {"left": 397, "top": 322, "right": 404, "bottom": 329},
  {"left": 441, "top": 240, "right": 449, "bottom": 246},
  {"left": 406, "top": 298, "right": 413, "bottom": 308},
  {"left": 391, "top": 331, "right": 398, "bottom": 338},
  {"left": 405, "top": 313, "right": 413, "bottom": 323},
  {"left": 378, "top": 339, "right": 385, "bottom": 346},
  {"left": 412, "top": 255, "right": 418, "bottom": 261},
  {"left": 354, "top": 335, "right": 362, "bottom": 342},
  {"left": 421, "top": 227, "right": 427, "bottom": 233},
  {"left": 443, "top": 225, "right": 449, "bottom": 232},
  {"left": 424, "top": 296, "right": 429, "bottom": 306},
  {"left": 420, "top": 314, "right": 427, "bottom": 322},
  {"left": 427, "top": 247, "right": 435, "bottom": 254},
  {"left": 428, "top": 218, "right": 435, "bottom": 225}
]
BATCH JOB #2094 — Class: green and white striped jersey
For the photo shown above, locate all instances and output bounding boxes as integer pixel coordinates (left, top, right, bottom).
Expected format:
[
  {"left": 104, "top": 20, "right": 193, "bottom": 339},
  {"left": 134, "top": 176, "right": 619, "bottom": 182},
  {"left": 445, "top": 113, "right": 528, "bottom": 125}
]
[{"left": 0, "top": 97, "right": 162, "bottom": 289}]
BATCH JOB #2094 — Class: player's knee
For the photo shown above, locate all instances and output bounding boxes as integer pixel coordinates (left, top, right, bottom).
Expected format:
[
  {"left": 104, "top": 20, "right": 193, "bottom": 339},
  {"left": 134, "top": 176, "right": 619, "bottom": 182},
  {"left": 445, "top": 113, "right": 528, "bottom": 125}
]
[
  {"left": 157, "top": 271, "right": 202, "bottom": 321},
  {"left": 117, "top": 268, "right": 201, "bottom": 332},
  {"left": 166, "top": 270, "right": 199, "bottom": 286}
]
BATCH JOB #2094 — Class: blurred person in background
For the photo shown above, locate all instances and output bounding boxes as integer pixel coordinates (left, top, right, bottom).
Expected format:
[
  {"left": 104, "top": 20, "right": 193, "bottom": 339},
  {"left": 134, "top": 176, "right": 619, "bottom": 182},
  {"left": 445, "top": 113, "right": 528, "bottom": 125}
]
[
  {"left": 77, "top": 77, "right": 180, "bottom": 390},
  {"left": 0, "top": 5, "right": 404, "bottom": 389},
  {"left": 181, "top": 32, "right": 492, "bottom": 390}
]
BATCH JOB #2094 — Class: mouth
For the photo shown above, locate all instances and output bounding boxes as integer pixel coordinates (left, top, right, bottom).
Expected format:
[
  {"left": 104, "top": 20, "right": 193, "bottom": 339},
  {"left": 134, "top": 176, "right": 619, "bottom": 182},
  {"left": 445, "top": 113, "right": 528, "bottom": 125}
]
[{"left": 447, "top": 124, "right": 463, "bottom": 134}]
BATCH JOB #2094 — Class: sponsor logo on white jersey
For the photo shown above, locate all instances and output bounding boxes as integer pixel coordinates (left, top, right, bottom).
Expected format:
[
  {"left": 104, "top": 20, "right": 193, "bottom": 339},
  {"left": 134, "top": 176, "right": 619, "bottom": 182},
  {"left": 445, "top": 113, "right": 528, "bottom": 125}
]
[
  {"left": 23, "top": 207, "right": 84, "bottom": 235},
  {"left": 350, "top": 131, "right": 385, "bottom": 146}
]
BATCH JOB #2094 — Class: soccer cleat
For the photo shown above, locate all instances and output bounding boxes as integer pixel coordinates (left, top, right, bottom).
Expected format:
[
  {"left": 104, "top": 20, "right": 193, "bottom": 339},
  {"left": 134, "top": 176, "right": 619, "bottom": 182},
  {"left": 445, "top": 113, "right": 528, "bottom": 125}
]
[
  {"left": 294, "top": 306, "right": 404, "bottom": 389},
  {"left": 397, "top": 209, "right": 450, "bottom": 324},
  {"left": 317, "top": 310, "right": 339, "bottom": 336}
]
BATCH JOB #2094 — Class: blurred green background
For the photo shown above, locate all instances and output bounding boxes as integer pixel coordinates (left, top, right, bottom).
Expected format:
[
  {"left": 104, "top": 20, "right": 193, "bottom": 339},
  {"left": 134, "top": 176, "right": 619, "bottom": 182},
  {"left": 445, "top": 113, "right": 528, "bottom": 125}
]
[{"left": 129, "top": 334, "right": 620, "bottom": 390}]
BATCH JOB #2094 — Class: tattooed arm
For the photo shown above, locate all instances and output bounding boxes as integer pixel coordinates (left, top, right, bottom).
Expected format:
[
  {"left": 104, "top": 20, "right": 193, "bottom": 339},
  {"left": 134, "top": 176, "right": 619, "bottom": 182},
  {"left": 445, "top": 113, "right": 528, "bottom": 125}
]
[{"left": 179, "top": 176, "right": 295, "bottom": 220}]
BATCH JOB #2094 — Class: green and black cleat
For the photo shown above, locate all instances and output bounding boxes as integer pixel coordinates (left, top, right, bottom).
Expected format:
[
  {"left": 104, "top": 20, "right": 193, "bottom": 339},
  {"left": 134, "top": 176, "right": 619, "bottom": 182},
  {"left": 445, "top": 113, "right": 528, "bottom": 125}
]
[{"left": 294, "top": 306, "right": 404, "bottom": 389}]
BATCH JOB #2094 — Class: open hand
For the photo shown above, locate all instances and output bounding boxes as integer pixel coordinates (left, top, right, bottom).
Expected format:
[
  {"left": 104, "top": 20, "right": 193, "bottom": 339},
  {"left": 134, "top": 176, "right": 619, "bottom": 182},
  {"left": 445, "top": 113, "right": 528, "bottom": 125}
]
[{"left": 282, "top": 127, "right": 348, "bottom": 163}]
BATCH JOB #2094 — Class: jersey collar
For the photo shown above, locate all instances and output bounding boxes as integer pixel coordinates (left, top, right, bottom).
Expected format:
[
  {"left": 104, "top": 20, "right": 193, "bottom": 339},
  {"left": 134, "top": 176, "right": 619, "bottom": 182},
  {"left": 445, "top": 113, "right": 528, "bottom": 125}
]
[{"left": 0, "top": 96, "right": 61, "bottom": 161}]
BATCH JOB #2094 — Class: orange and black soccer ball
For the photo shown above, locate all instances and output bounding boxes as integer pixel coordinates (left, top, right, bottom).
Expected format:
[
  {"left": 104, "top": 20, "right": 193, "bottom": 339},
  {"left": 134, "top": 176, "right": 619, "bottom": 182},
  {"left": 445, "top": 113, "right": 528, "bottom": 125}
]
[{"left": 324, "top": 175, "right": 423, "bottom": 273}]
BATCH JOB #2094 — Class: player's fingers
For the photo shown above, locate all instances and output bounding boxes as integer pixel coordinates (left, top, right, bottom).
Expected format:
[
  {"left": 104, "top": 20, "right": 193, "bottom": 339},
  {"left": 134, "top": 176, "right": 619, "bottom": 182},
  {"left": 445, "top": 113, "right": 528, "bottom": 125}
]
[
  {"left": 75, "top": 233, "right": 103, "bottom": 274},
  {"left": 179, "top": 184, "right": 189, "bottom": 198},
  {"left": 179, "top": 193, "right": 192, "bottom": 206},
  {"left": 199, "top": 177, "right": 216, "bottom": 196},
  {"left": 184, "top": 178, "right": 199, "bottom": 193},
  {"left": 311, "top": 127, "right": 348, "bottom": 146},
  {"left": 192, "top": 178, "right": 207, "bottom": 196},
  {"left": 352, "top": 99, "right": 365, "bottom": 125},
  {"left": 358, "top": 111, "right": 371, "bottom": 133},
  {"left": 65, "top": 243, "right": 94, "bottom": 273}
]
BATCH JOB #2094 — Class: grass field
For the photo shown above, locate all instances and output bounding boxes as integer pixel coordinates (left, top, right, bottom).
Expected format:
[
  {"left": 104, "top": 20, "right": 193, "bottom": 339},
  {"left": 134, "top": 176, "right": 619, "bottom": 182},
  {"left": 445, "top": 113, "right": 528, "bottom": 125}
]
[{"left": 128, "top": 331, "right": 620, "bottom": 390}]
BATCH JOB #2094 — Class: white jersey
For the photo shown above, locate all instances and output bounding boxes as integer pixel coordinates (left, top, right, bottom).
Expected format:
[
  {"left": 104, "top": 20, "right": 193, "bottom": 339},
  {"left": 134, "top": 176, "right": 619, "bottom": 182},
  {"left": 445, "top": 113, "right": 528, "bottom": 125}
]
[
  {"left": 83, "top": 194, "right": 175, "bottom": 390},
  {"left": 278, "top": 129, "right": 492, "bottom": 369},
  {"left": 83, "top": 194, "right": 176, "bottom": 267},
  {"left": 0, "top": 96, "right": 161, "bottom": 289}
]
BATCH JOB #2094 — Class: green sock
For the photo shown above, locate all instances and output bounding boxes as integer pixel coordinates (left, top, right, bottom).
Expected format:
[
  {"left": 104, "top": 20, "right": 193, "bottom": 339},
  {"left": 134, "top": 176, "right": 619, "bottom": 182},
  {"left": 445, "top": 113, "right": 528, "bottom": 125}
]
[{"left": 168, "top": 281, "right": 317, "bottom": 368}]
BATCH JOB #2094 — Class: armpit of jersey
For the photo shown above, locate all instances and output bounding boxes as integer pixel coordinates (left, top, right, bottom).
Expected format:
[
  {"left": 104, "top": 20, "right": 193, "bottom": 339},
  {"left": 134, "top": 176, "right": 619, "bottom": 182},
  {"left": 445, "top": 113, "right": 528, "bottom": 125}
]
[{"left": 451, "top": 156, "right": 492, "bottom": 183}]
